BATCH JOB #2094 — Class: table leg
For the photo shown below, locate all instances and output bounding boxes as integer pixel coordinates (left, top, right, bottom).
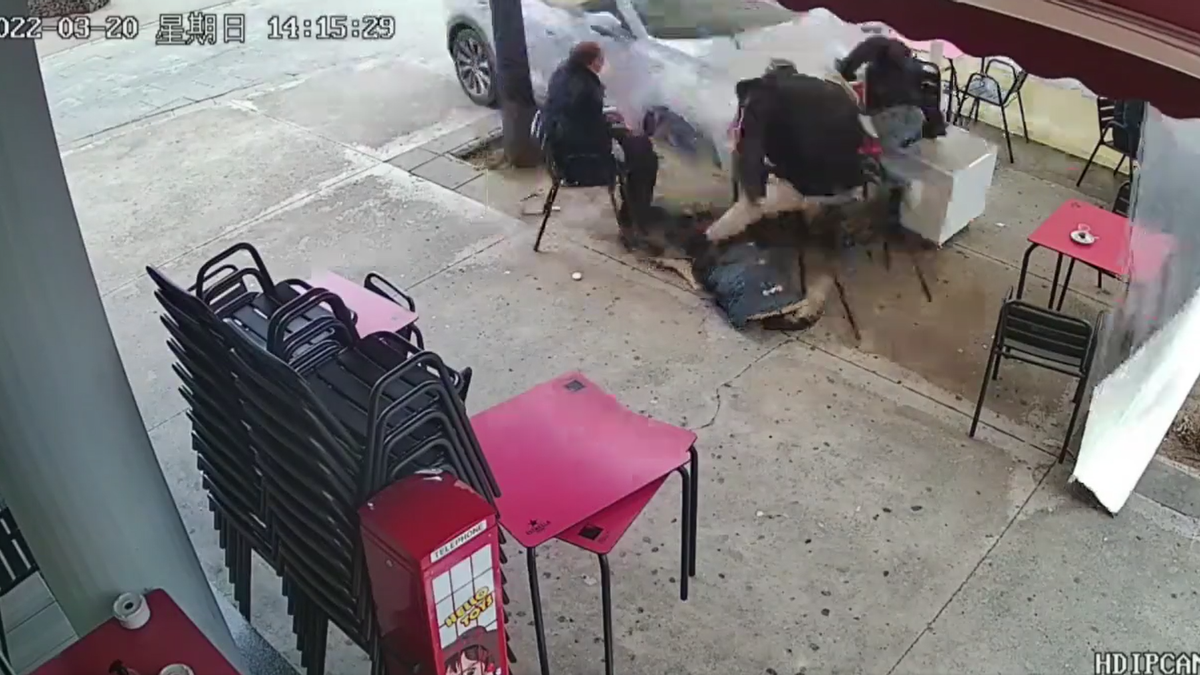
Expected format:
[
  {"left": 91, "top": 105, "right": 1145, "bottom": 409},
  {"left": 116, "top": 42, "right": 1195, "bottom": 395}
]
[
  {"left": 1048, "top": 253, "right": 1065, "bottom": 309},
  {"left": 674, "top": 466, "right": 691, "bottom": 602},
  {"left": 1015, "top": 244, "right": 1038, "bottom": 300},
  {"left": 526, "top": 547, "right": 552, "bottom": 675},
  {"left": 1056, "top": 258, "right": 1077, "bottom": 311},
  {"left": 598, "top": 554, "right": 615, "bottom": 675},
  {"left": 688, "top": 447, "right": 699, "bottom": 578}
]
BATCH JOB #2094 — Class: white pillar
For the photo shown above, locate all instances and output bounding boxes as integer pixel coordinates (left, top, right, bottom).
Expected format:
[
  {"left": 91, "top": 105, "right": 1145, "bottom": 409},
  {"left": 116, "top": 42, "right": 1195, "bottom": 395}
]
[{"left": 0, "top": 7, "right": 242, "bottom": 669}]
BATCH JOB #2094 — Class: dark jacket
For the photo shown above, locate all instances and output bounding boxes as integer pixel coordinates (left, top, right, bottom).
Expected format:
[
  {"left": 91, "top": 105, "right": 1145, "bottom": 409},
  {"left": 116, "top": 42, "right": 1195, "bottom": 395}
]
[
  {"left": 734, "top": 70, "right": 868, "bottom": 202},
  {"left": 837, "top": 36, "right": 924, "bottom": 113},
  {"left": 542, "top": 58, "right": 612, "bottom": 160}
]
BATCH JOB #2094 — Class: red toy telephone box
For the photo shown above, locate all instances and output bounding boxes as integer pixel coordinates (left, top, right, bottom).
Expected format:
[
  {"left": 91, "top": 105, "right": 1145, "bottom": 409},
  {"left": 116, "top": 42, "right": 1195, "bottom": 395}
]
[{"left": 360, "top": 472, "right": 508, "bottom": 675}]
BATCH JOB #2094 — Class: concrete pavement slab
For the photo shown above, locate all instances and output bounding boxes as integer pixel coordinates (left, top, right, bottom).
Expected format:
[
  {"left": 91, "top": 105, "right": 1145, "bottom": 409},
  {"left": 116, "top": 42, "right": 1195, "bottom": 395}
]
[
  {"left": 238, "top": 57, "right": 487, "bottom": 160},
  {"left": 893, "top": 472, "right": 1200, "bottom": 675},
  {"left": 410, "top": 154, "right": 481, "bottom": 189},
  {"left": 64, "top": 101, "right": 372, "bottom": 295},
  {"left": 386, "top": 147, "right": 437, "bottom": 171},
  {"left": 104, "top": 162, "right": 518, "bottom": 432}
]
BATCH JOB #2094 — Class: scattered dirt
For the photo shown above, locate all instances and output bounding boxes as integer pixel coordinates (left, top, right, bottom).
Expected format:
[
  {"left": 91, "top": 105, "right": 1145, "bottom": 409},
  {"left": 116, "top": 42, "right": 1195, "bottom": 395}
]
[
  {"left": 1164, "top": 403, "right": 1200, "bottom": 470},
  {"left": 458, "top": 136, "right": 510, "bottom": 171}
]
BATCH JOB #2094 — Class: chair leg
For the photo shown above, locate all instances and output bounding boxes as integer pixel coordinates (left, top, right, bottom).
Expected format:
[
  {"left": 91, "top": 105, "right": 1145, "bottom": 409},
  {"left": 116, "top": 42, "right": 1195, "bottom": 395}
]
[
  {"left": 970, "top": 345, "right": 1001, "bottom": 437},
  {"left": 1097, "top": 268, "right": 1104, "bottom": 290},
  {"left": 1113, "top": 155, "right": 1125, "bottom": 176},
  {"left": 1017, "top": 92, "right": 1030, "bottom": 141},
  {"left": 954, "top": 94, "right": 970, "bottom": 127},
  {"left": 999, "top": 105, "right": 1014, "bottom": 163},
  {"left": 1076, "top": 140, "right": 1103, "bottom": 187},
  {"left": 0, "top": 605, "right": 8, "bottom": 662},
  {"left": 598, "top": 554, "right": 615, "bottom": 675},
  {"left": 527, "top": 547, "right": 552, "bottom": 675},
  {"left": 1060, "top": 377, "right": 1089, "bottom": 464},
  {"left": 533, "top": 181, "right": 561, "bottom": 253}
]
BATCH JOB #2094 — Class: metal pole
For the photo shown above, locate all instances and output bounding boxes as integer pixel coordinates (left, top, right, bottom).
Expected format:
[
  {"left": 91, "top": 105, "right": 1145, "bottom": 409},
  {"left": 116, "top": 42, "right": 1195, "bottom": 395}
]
[
  {"left": 489, "top": 0, "right": 541, "bottom": 167},
  {"left": 0, "top": 8, "right": 242, "bottom": 669}
]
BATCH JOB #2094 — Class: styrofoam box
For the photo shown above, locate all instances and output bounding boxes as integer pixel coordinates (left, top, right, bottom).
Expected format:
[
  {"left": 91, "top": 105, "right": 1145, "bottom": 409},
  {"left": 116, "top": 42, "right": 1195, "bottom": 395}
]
[{"left": 887, "top": 126, "right": 998, "bottom": 246}]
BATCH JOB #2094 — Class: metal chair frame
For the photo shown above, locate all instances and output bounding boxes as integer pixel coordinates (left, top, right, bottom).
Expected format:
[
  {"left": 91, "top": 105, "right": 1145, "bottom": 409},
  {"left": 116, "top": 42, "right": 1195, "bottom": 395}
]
[
  {"left": 0, "top": 507, "right": 38, "bottom": 660},
  {"left": 954, "top": 58, "right": 1030, "bottom": 163},
  {"left": 969, "top": 293, "right": 1103, "bottom": 463}
]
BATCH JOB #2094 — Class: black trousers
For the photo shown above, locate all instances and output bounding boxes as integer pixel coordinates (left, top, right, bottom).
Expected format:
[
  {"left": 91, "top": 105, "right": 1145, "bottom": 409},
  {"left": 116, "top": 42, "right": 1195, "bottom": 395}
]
[{"left": 611, "top": 127, "right": 659, "bottom": 223}]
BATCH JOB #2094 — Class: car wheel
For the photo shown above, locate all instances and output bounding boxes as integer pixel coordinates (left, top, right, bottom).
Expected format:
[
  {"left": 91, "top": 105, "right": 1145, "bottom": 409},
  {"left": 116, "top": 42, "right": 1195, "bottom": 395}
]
[
  {"left": 643, "top": 107, "right": 722, "bottom": 168},
  {"left": 450, "top": 26, "right": 497, "bottom": 107}
]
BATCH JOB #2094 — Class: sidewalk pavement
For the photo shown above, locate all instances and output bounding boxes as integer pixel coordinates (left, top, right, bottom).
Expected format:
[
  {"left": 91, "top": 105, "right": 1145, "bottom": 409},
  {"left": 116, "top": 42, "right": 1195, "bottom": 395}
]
[{"left": 27, "top": 7, "right": 1200, "bottom": 673}]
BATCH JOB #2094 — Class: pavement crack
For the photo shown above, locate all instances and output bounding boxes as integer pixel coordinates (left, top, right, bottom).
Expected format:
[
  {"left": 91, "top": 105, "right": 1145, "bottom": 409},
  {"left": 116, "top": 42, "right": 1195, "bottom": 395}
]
[
  {"left": 696, "top": 337, "right": 797, "bottom": 431},
  {"left": 883, "top": 461, "right": 1056, "bottom": 675}
]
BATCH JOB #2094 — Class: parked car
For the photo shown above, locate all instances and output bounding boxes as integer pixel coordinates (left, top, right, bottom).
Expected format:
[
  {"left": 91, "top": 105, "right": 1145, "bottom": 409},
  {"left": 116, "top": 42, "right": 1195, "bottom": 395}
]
[{"left": 443, "top": 0, "right": 872, "bottom": 168}]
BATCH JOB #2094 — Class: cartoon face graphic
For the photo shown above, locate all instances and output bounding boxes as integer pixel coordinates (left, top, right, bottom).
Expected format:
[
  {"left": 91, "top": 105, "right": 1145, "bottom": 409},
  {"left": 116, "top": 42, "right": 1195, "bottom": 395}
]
[{"left": 445, "top": 644, "right": 497, "bottom": 675}]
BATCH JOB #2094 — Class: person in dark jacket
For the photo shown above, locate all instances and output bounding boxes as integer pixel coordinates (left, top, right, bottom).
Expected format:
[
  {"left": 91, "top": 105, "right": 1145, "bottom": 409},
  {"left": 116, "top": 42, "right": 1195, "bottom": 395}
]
[
  {"left": 541, "top": 41, "right": 659, "bottom": 224},
  {"left": 706, "top": 60, "right": 874, "bottom": 242},
  {"left": 836, "top": 35, "right": 948, "bottom": 229}
]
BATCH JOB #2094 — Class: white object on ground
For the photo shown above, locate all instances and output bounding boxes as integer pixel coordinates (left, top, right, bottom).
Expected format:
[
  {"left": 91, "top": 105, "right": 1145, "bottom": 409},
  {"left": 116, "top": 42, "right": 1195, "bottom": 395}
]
[{"left": 571, "top": 272, "right": 583, "bottom": 280}]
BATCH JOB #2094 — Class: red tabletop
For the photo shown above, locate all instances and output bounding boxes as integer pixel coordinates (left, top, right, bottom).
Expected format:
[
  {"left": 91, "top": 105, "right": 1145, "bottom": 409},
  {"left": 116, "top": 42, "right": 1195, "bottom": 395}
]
[
  {"left": 470, "top": 372, "right": 696, "bottom": 549},
  {"left": 557, "top": 476, "right": 668, "bottom": 555},
  {"left": 32, "top": 589, "right": 240, "bottom": 675},
  {"left": 1029, "top": 200, "right": 1174, "bottom": 280},
  {"left": 308, "top": 271, "right": 418, "bottom": 336},
  {"left": 1029, "top": 200, "right": 1132, "bottom": 277}
]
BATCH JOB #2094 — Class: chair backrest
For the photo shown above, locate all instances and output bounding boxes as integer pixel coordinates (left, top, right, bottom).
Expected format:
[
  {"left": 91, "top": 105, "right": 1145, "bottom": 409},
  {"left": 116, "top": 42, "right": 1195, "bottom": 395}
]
[
  {"left": 984, "top": 58, "right": 1027, "bottom": 101},
  {"left": 999, "top": 300, "right": 1097, "bottom": 373},
  {"left": 0, "top": 508, "right": 37, "bottom": 595},
  {"left": 1096, "top": 96, "right": 1117, "bottom": 130},
  {"left": 1110, "top": 99, "right": 1146, "bottom": 156},
  {"left": 1112, "top": 180, "right": 1132, "bottom": 217},
  {"left": 915, "top": 59, "right": 942, "bottom": 109}
]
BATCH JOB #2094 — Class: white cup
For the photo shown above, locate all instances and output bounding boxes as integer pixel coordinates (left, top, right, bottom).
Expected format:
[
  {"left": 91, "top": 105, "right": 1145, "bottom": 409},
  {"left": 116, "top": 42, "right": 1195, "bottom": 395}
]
[{"left": 159, "top": 665, "right": 194, "bottom": 675}]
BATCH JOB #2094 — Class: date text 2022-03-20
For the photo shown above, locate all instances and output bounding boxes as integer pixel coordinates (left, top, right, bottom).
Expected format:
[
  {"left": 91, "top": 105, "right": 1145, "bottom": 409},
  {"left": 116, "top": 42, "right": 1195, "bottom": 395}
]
[
  {"left": 0, "top": 14, "right": 140, "bottom": 40},
  {"left": 267, "top": 15, "right": 396, "bottom": 40}
]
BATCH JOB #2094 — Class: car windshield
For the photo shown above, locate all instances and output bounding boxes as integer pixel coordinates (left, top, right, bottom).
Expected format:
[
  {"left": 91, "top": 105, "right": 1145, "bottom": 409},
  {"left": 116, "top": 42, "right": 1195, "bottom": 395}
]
[{"left": 630, "top": 0, "right": 796, "bottom": 39}]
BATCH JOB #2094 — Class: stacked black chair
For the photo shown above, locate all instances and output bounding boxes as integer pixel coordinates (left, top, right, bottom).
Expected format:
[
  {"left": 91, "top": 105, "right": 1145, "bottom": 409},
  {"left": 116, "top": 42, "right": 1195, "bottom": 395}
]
[
  {"left": 150, "top": 243, "right": 516, "bottom": 675},
  {"left": 0, "top": 506, "right": 37, "bottom": 661}
]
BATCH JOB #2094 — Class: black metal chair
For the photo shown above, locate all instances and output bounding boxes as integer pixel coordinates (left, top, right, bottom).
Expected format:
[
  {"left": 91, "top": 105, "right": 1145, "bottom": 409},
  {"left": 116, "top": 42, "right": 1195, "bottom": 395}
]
[
  {"left": 1076, "top": 98, "right": 1145, "bottom": 186},
  {"left": 0, "top": 507, "right": 38, "bottom": 660},
  {"left": 969, "top": 293, "right": 1103, "bottom": 463},
  {"left": 915, "top": 59, "right": 947, "bottom": 137},
  {"left": 954, "top": 58, "right": 1029, "bottom": 163},
  {"left": 531, "top": 110, "right": 625, "bottom": 252}
]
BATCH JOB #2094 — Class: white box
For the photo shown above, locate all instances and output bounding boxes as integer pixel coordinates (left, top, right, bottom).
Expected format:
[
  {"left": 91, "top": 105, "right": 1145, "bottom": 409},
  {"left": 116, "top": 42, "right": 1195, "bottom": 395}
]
[{"left": 886, "top": 126, "right": 998, "bottom": 246}]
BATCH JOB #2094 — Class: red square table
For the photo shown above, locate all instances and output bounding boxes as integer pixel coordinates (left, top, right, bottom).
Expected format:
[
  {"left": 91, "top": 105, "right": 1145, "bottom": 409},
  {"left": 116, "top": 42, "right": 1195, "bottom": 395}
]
[
  {"left": 470, "top": 372, "right": 698, "bottom": 675},
  {"left": 32, "top": 589, "right": 240, "bottom": 675},
  {"left": 307, "top": 271, "right": 422, "bottom": 346},
  {"left": 1016, "top": 199, "right": 1174, "bottom": 311}
]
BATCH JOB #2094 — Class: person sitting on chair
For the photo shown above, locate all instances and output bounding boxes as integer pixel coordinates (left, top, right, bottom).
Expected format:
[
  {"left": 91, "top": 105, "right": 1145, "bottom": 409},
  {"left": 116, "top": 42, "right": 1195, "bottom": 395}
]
[
  {"left": 836, "top": 36, "right": 947, "bottom": 229},
  {"left": 541, "top": 41, "right": 659, "bottom": 225}
]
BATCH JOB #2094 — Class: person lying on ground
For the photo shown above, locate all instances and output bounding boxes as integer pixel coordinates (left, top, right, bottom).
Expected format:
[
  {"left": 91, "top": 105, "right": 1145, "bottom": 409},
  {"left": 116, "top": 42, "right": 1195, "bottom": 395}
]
[
  {"left": 705, "top": 59, "right": 874, "bottom": 243},
  {"left": 541, "top": 41, "right": 659, "bottom": 225}
]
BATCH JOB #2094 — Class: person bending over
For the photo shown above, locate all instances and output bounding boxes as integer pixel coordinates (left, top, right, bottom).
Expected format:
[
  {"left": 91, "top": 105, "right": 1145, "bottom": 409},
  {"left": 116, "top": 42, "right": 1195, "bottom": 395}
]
[
  {"left": 542, "top": 41, "right": 659, "bottom": 225},
  {"left": 706, "top": 60, "right": 871, "bottom": 242}
]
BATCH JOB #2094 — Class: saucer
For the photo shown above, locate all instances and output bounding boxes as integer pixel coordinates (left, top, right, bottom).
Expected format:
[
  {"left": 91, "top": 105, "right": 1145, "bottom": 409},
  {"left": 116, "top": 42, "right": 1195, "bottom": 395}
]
[{"left": 1070, "top": 229, "right": 1096, "bottom": 245}]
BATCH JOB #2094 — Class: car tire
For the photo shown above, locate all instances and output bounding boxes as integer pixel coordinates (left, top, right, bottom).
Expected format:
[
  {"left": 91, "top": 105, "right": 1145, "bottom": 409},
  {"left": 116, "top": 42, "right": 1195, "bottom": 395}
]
[
  {"left": 643, "top": 107, "right": 722, "bottom": 168},
  {"left": 450, "top": 25, "right": 498, "bottom": 107}
]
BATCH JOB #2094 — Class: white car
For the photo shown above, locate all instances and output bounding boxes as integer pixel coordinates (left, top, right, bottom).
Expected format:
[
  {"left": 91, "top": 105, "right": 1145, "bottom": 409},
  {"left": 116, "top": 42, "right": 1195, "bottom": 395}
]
[{"left": 443, "top": 0, "right": 873, "bottom": 168}]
